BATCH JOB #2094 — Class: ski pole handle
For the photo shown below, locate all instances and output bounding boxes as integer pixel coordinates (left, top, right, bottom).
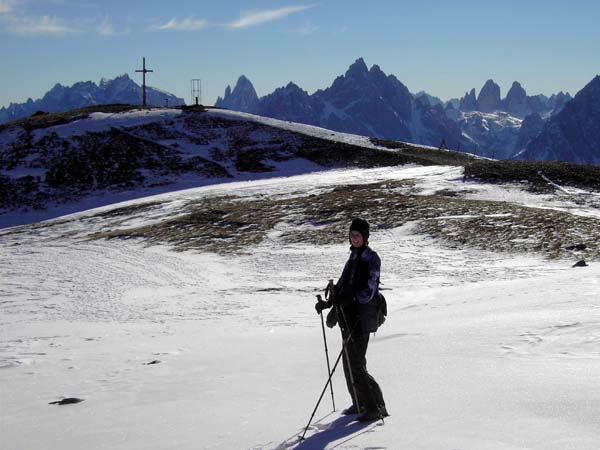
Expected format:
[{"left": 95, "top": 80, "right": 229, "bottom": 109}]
[{"left": 324, "top": 279, "right": 335, "bottom": 301}]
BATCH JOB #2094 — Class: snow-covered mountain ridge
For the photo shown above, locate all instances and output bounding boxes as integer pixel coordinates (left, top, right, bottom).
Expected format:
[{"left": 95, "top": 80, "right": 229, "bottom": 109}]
[{"left": 0, "top": 105, "right": 478, "bottom": 227}]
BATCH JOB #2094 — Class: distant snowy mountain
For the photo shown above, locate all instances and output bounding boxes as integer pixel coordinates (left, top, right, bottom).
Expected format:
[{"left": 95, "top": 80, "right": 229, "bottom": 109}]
[
  {"left": 454, "top": 110, "right": 522, "bottom": 159},
  {"left": 458, "top": 80, "right": 571, "bottom": 119},
  {"left": 0, "top": 75, "right": 185, "bottom": 124},
  {"left": 217, "top": 58, "right": 460, "bottom": 150},
  {"left": 215, "top": 58, "right": 575, "bottom": 161},
  {"left": 518, "top": 76, "right": 600, "bottom": 164}
]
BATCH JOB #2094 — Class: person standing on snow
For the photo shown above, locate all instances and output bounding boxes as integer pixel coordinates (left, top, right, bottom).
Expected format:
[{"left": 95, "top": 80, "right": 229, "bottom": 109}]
[{"left": 315, "top": 218, "right": 388, "bottom": 422}]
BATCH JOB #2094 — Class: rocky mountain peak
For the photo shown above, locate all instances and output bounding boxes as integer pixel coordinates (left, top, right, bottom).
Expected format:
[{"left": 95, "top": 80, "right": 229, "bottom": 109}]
[
  {"left": 346, "top": 57, "right": 369, "bottom": 80},
  {"left": 284, "top": 81, "right": 302, "bottom": 91},
  {"left": 504, "top": 81, "right": 528, "bottom": 115},
  {"left": 214, "top": 75, "right": 259, "bottom": 113},
  {"left": 549, "top": 91, "right": 573, "bottom": 115},
  {"left": 369, "top": 64, "right": 384, "bottom": 75},
  {"left": 460, "top": 88, "right": 477, "bottom": 111},
  {"left": 506, "top": 81, "right": 526, "bottom": 98},
  {"left": 234, "top": 75, "right": 253, "bottom": 90},
  {"left": 477, "top": 79, "right": 502, "bottom": 112},
  {"left": 48, "top": 83, "right": 65, "bottom": 93}
]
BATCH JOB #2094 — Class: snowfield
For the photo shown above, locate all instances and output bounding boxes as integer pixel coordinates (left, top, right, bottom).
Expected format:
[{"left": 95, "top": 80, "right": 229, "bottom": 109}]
[{"left": 1, "top": 165, "right": 600, "bottom": 450}]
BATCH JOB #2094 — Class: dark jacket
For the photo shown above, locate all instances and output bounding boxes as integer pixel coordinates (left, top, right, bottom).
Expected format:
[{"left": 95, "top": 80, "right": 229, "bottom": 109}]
[{"left": 335, "top": 245, "right": 381, "bottom": 333}]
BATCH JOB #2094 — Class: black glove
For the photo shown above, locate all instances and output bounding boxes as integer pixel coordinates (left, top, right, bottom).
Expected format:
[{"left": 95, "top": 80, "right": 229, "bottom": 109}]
[
  {"left": 326, "top": 307, "right": 338, "bottom": 328},
  {"left": 315, "top": 300, "right": 332, "bottom": 315},
  {"left": 331, "top": 284, "right": 354, "bottom": 306}
]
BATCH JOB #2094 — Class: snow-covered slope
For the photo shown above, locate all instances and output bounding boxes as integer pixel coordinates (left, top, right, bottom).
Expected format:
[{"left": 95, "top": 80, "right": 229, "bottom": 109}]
[
  {"left": 1, "top": 164, "right": 600, "bottom": 450},
  {"left": 0, "top": 106, "right": 477, "bottom": 228}
]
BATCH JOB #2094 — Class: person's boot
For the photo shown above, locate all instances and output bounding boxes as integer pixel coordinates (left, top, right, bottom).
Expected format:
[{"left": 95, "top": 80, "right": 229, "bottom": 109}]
[
  {"left": 341, "top": 404, "right": 363, "bottom": 415},
  {"left": 379, "top": 404, "right": 390, "bottom": 417},
  {"left": 357, "top": 407, "right": 386, "bottom": 422}
]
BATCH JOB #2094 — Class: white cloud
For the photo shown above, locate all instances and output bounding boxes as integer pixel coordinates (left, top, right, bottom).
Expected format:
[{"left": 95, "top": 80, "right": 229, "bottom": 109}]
[
  {"left": 332, "top": 25, "right": 348, "bottom": 35},
  {"left": 0, "top": 0, "right": 17, "bottom": 14},
  {"left": 228, "top": 5, "right": 314, "bottom": 29},
  {"left": 0, "top": 13, "right": 76, "bottom": 35},
  {"left": 297, "top": 21, "right": 318, "bottom": 35},
  {"left": 152, "top": 17, "right": 206, "bottom": 31},
  {"left": 98, "top": 16, "right": 129, "bottom": 36}
]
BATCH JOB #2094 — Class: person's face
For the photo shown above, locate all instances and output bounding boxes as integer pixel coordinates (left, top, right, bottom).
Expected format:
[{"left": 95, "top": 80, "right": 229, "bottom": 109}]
[{"left": 350, "top": 230, "right": 365, "bottom": 248}]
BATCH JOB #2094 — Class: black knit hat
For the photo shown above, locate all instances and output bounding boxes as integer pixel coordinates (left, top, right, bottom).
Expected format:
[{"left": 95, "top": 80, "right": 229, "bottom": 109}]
[{"left": 349, "top": 218, "right": 369, "bottom": 243}]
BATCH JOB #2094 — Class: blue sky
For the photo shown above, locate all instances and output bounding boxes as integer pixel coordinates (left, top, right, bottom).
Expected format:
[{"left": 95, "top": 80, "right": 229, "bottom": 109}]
[{"left": 1, "top": 0, "right": 599, "bottom": 108}]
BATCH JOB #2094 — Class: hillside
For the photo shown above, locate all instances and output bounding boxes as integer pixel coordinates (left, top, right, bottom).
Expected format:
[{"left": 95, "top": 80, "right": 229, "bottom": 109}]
[{"left": 0, "top": 105, "right": 477, "bottom": 227}]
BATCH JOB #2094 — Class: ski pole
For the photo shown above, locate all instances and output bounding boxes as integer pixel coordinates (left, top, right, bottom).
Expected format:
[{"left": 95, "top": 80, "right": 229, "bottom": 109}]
[
  {"left": 300, "top": 344, "right": 345, "bottom": 440},
  {"left": 300, "top": 319, "right": 358, "bottom": 440},
  {"left": 317, "top": 295, "right": 335, "bottom": 412}
]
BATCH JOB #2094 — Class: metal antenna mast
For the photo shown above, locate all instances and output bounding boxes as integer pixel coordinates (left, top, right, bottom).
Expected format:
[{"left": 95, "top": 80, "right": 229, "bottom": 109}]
[
  {"left": 135, "top": 57, "right": 154, "bottom": 107},
  {"left": 191, "top": 79, "right": 202, "bottom": 106}
]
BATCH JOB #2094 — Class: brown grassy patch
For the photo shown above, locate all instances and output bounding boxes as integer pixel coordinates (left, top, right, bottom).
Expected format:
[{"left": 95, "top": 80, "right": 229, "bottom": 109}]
[
  {"left": 89, "top": 179, "right": 600, "bottom": 260},
  {"left": 464, "top": 160, "right": 600, "bottom": 192}
]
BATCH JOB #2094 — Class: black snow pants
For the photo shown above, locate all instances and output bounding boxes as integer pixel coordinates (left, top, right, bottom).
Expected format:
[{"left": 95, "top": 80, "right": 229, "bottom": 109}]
[{"left": 340, "top": 323, "right": 386, "bottom": 412}]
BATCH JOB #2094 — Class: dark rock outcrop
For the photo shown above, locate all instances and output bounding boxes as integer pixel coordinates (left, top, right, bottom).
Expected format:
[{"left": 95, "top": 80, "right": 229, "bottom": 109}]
[{"left": 49, "top": 397, "right": 84, "bottom": 405}]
